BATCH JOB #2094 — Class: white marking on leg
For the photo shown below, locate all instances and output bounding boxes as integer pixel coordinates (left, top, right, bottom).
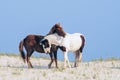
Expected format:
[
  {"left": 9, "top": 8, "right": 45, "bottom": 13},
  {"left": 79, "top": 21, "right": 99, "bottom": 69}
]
[
  {"left": 66, "top": 58, "right": 71, "bottom": 68},
  {"left": 63, "top": 52, "right": 67, "bottom": 68},
  {"left": 63, "top": 51, "right": 71, "bottom": 68}
]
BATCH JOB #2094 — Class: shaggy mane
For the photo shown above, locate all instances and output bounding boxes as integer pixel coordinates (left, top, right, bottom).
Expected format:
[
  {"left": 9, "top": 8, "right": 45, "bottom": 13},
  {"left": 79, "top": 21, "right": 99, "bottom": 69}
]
[{"left": 47, "top": 23, "right": 66, "bottom": 37}]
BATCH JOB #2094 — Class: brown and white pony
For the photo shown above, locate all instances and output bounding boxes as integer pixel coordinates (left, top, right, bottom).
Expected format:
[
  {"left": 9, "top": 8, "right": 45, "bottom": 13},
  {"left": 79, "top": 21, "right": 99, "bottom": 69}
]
[
  {"left": 19, "top": 34, "right": 59, "bottom": 68},
  {"left": 40, "top": 23, "right": 85, "bottom": 68}
]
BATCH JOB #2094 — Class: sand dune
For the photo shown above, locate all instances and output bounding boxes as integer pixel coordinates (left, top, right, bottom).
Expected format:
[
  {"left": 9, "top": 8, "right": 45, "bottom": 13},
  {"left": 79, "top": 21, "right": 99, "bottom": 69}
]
[{"left": 0, "top": 55, "right": 120, "bottom": 80}]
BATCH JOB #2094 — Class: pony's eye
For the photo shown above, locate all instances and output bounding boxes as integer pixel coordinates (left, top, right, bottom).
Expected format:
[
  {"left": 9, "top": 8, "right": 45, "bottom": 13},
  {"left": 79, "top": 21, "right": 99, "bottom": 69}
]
[{"left": 40, "top": 43, "right": 42, "bottom": 45}]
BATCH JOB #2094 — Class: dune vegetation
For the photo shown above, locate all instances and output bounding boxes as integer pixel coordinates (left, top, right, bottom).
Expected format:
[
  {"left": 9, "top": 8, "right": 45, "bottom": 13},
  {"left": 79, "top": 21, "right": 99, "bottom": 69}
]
[{"left": 0, "top": 53, "right": 119, "bottom": 80}]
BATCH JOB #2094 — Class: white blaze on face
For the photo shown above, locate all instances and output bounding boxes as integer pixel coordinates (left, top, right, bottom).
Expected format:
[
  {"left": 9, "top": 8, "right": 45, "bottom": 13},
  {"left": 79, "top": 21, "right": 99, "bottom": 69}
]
[
  {"left": 43, "top": 33, "right": 64, "bottom": 52},
  {"left": 44, "top": 39, "right": 51, "bottom": 53},
  {"left": 44, "top": 40, "right": 51, "bottom": 53},
  {"left": 40, "top": 39, "right": 51, "bottom": 53}
]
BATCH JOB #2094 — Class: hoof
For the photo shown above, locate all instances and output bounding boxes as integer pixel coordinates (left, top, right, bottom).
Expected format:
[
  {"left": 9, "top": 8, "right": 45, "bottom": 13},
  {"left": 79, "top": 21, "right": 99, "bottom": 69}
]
[
  {"left": 56, "top": 66, "right": 59, "bottom": 68},
  {"left": 48, "top": 64, "right": 51, "bottom": 69}
]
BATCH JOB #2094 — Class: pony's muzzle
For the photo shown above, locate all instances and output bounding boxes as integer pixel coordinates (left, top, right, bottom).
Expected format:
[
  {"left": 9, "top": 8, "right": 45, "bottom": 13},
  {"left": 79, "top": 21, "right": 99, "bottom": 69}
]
[
  {"left": 44, "top": 48, "right": 51, "bottom": 54},
  {"left": 46, "top": 51, "right": 50, "bottom": 54}
]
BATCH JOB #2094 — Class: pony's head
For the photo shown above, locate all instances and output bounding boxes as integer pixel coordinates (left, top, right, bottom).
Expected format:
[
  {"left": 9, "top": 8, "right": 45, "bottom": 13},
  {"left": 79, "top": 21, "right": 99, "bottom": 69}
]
[
  {"left": 40, "top": 39, "right": 51, "bottom": 53},
  {"left": 40, "top": 33, "right": 64, "bottom": 53},
  {"left": 47, "top": 23, "right": 66, "bottom": 37}
]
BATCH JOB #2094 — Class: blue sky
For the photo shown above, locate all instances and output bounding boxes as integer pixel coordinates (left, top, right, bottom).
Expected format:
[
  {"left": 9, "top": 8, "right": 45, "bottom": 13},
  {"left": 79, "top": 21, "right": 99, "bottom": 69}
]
[{"left": 0, "top": 0, "right": 120, "bottom": 61}]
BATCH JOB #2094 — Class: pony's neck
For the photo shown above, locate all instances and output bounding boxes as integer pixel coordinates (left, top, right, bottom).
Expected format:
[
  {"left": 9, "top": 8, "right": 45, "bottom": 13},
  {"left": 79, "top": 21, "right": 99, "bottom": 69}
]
[{"left": 45, "top": 33, "right": 63, "bottom": 46}]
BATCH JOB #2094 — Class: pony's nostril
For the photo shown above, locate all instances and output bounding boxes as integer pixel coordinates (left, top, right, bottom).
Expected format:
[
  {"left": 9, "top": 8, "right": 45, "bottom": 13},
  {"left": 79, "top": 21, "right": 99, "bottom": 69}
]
[{"left": 47, "top": 51, "right": 50, "bottom": 53}]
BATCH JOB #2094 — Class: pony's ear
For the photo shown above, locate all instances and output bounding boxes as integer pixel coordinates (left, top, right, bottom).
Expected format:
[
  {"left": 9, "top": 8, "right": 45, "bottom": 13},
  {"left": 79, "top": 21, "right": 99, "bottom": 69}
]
[
  {"left": 55, "top": 23, "right": 61, "bottom": 27},
  {"left": 57, "top": 22, "right": 60, "bottom": 26}
]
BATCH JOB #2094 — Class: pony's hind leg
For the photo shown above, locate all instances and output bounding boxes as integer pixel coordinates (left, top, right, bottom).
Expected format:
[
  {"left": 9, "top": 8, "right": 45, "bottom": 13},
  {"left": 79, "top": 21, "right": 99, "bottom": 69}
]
[
  {"left": 79, "top": 52, "right": 82, "bottom": 62},
  {"left": 74, "top": 50, "right": 83, "bottom": 67},
  {"left": 26, "top": 49, "right": 34, "bottom": 68},
  {"left": 74, "top": 51, "right": 79, "bottom": 67},
  {"left": 78, "top": 35, "right": 85, "bottom": 63},
  {"left": 27, "top": 56, "right": 33, "bottom": 68},
  {"left": 78, "top": 41, "right": 84, "bottom": 63},
  {"left": 74, "top": 35, "right": 85, "bottom": 67}
]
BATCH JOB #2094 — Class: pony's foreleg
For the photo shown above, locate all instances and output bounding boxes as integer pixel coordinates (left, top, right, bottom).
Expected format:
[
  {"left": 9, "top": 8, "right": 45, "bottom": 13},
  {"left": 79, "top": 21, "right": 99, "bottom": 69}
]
[
  {"left": 48, "top": 53, "right": 54, "bottom": 68},
  {"left": 63, "top": 52, "right": 67, "bottom": 68},
  {"left": 66, "top": 58, "right": 71, "bottom": 68},
  {"left": 63, "top": 51, "right": 71, "bottom": 68},
  {"left": 54, "top": 51, "right": 58, "bottom": 68}
]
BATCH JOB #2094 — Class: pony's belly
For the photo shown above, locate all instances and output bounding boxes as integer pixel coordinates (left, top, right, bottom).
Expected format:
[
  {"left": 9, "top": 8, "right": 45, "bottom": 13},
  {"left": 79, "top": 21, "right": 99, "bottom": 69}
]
[
  {"left": 63, "top": 40, "right": 81, "bottom": 52},
  {"left": 69, "top": 42, "right": 81, "bottom": 52},
  {"left": 61, "top": 33, "right": 82, "bottom": 52}
]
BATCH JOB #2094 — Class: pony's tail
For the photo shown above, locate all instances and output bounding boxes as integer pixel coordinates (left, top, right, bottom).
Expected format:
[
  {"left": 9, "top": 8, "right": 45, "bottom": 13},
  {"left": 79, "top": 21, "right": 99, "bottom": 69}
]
[
  {"left": 80, "top": 35, "right": 85, "bottom": 52},
  {"left": 19, "top": 40, "right": 26, "bottom": 63}
]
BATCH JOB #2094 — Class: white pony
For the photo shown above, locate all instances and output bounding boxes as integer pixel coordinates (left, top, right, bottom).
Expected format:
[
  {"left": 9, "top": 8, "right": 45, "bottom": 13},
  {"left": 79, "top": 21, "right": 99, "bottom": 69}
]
[{"left": 40, "top": 23, "right": 85, "bottom": 68}]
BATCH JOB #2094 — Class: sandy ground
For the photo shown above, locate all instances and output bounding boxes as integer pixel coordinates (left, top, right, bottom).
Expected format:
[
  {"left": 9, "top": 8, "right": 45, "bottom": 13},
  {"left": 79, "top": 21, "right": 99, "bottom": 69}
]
[{"left": 0, "top": 55, "right": 120, "bottom": 80}]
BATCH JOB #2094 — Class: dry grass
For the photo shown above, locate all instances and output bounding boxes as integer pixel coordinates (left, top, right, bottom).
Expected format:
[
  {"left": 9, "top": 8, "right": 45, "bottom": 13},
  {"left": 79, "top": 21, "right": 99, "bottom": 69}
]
[{"left": 0, "top": 53, "right": 120, "bottom": 80}]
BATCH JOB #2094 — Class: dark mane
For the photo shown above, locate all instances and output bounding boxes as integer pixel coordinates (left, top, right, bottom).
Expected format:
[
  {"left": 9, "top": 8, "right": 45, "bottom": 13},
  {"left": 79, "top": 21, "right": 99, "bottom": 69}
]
[{"left": 47, "top": 23, "right": 66, "bottom": 37}]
